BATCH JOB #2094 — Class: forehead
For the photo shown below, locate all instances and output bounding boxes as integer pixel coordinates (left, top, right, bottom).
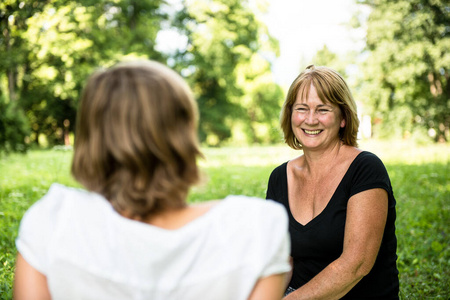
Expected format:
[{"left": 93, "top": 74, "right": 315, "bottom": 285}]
[{"left": 294, "top": 84, "right": 330, "bottom": 105}]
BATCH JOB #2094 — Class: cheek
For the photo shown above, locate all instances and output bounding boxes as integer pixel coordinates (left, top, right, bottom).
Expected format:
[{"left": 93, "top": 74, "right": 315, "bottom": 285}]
[{"left": 291, "top": 113, "right": 304, "bottom": 126}]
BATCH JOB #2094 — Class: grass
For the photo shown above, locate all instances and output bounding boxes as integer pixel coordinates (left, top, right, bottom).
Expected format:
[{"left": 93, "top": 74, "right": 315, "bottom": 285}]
[{"left": 0, "top": 140, "right": 449, "bottom": 299}]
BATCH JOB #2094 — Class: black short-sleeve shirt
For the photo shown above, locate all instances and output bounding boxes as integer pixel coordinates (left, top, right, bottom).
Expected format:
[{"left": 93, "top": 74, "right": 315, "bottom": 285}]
[{"left": 266, "top": 151, "right": 399, "bottom": 299}]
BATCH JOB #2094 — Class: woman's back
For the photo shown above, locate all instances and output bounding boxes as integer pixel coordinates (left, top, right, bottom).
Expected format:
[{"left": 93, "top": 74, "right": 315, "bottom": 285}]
[
  {"left": 14, "top": 60, "right": 290, "bottom": 300},
  {"left": 16, "top": 184, "right": 290, "bottom": 300}
]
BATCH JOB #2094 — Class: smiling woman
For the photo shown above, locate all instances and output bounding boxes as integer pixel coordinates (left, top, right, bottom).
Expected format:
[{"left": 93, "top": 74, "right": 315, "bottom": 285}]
[
  {"left": 291, "top": 85, "right": 345, "bottom": 151},
  {"left": 281, "top": 65, "right": 359, "bottom": 150},
  {"left": 266, "top": 65, "right": 400, "bottom": 299}
]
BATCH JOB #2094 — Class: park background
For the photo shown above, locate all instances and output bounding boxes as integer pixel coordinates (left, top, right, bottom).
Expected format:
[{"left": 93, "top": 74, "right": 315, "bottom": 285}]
[{"left": 0, "top": 0, "right": 448, "bottom": 298}]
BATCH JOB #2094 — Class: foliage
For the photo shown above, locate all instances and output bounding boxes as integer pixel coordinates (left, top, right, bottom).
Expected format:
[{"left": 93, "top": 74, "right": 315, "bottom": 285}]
[
  {"left": 0, "top": 142, "right": 449, "bottom": 298},
  {"left": 356, "top": 0, "right": 449, "bottom": 142},
  {"left": 310, "top": 45, "right": 349, "bottom": 76},
  {"left": 0, "top": 0, "right": 281, "bottom": 149},
  {"left": 172, "top": 0, "right": 281, "bottom": 145},
  {"left": 0, "top": 96, "right": 29, "bottom": 154},
  {"left": 235, "top": 53, "right": 284, "bottom": 144},
  {"left": 0, "top": 0, "right": 168, "bottom": 148}
]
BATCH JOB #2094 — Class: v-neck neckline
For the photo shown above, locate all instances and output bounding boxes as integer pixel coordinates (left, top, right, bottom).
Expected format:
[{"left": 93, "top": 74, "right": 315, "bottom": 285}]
[{"left": 284, "top": 151, "right": 365, "bottom": 230}]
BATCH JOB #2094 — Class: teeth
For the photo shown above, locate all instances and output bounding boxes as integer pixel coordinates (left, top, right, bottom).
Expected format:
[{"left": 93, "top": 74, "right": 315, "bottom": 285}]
[{"left": 304, "top": 130, "right": 321, "bottom": 135}]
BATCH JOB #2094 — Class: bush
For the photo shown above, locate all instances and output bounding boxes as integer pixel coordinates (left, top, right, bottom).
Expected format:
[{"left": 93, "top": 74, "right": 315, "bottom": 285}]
[{"left": 0, "top": 97, "right": 30, "bottom": 154}]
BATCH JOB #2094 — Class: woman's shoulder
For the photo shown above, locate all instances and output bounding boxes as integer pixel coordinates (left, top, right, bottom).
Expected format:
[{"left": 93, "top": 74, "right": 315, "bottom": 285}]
[
  {"left": 269, "top": 160, "right": 291, "bottom": 181},
  {"left": 273, "top": 161, "right": 289, "bottom": 171},
  {"left": 211, "top": 196, "right": 289, "bottom": 251},
  {"left": 48, "top": 183, "right": 96, "bottom": 198},
  {"left": 220, "top": 195, "right": 288, "bottom": 225},
  {"left": 21, "top": 184, "right": 106, "bottom": 226},
  {"left": 16, "top": 184, "right": 105, "bottom": 273},
  {"left": 345, "top": 149, "right": 392, "bottom": 191},
  {"left": 351, "top": 150, "right": 386, "bottom": 169},
  {"left": 223, "top": 194, "right": 285, "bottom": 209}
]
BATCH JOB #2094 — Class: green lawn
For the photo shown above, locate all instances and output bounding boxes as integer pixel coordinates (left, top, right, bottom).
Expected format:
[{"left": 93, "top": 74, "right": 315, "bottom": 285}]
[{"left": 0, "top": 141, "right": 449, "bottom": 299}]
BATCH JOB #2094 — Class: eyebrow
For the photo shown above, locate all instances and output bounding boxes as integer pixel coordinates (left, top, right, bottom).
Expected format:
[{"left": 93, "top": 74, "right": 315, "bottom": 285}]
[{"left": 293, "top": 103, "right": 333, "bottom": 108}]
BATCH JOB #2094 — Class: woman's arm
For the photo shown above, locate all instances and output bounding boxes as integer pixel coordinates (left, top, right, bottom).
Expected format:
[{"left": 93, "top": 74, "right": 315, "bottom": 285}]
[
  {"left": 286, "top": 256, "right": 293, "bottom": 288},
  {"left": 14, "top": 253, "right": 51, "bottom": 300},
  {"left": 285, "top": 188, "right": 388, "bottom": 300},
  {"left": 248, "top": 273, "right": 288, "bottom": 300}
]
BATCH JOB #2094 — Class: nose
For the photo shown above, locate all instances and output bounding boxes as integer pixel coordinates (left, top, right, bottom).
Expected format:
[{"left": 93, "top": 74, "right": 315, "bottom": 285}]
[{"left": 304, "top": 110, "right": 318, "bottom": 124}]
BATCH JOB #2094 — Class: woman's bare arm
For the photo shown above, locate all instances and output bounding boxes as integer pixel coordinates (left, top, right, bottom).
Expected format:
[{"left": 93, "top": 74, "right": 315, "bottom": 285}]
[
  {"left": 248, "top": 273, "right": 288, "bottom": 300},
  {"left": 284, "top": 188, "right": 388, "bottom": 300},
  {"left": 14, "top": 253, "right": 51, "bottom": 300}
]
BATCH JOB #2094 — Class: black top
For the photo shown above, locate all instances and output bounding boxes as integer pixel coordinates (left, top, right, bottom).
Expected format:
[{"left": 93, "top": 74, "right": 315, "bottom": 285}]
[{"left": 266, "top": 151, "right": 399, "bottom": 299}]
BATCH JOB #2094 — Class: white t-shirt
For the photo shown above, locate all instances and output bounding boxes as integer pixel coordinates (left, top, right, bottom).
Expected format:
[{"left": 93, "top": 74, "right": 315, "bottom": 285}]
[{"left": 16, "top": 183, "right": 291, "bottom": 300}]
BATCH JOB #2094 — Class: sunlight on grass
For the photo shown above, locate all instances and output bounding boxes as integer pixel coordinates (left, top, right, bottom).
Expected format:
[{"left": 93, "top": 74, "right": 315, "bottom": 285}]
[
  {"left": 0, "top": 140, "right": 448, "bottom": 299},
  {"left": 200, "top": 139, "right": 450, "bottom": 168},
  {"left": 359, "top": 139, "right": 450, "bottom": 164}
]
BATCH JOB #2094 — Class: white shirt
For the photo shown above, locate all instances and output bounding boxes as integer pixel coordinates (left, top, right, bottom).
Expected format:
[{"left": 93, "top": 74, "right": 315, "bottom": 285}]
[{"left": 16, "top": 183, "right": 291, "bottom": 300}]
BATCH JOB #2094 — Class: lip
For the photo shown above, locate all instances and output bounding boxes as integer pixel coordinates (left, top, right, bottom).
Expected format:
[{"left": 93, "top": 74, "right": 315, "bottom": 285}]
[{"left": 302, "top": 129, "right": 323, "bottom": 135}]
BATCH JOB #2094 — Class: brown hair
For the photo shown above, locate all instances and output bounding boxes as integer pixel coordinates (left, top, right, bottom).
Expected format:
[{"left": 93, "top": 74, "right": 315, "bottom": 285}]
[
  {"left": 280, "top": 65, "right": 359, "bottom": 150},
  {"left": 72, "top": 60, "right": 202, "bottom": 219}
]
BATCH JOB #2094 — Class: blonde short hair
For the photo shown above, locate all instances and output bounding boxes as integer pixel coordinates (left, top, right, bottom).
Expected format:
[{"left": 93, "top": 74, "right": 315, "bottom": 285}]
[
  {"left": 72, "top": 60, "right": 202, "bottom": 218},
  {"left": 280, "top": 65, "right": 359, "bottom": 150}
]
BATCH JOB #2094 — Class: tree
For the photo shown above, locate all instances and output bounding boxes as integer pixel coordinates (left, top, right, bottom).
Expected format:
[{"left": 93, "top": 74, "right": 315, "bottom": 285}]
[
  {"left": 1, "top": 0, "right": 282, "bottom": 150},
  {"left": 357, "top": 0, "right": 449, "bottom": 141},
  {"left": 173, "top": 0, "right": 279, "bottom": 145},
  {"left": 311, "top": 45, "right": 349, "bottom": 76},
  {"left": 1, "top": 0, "right": 166, "bottom": 147},
  {"left": 22, "top": 0, "right": 166, "bottom": 145},
  {"left": 0, "top": 0, "right": 50, "bottom": 150},
  {"left": 0, "top": 95, "right": 29, "bottom": 153},
  {"left": 0, "top": 0, "right": 51, "bottom": 102},
  {"left": 235, "top": 53, "right": 284, "bottom": 144}
]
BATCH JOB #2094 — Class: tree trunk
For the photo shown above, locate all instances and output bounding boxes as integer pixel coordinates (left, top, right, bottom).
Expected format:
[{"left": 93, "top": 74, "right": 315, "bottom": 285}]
[{"left": 5, "top": 27, "right": 17, "bottom": 101}]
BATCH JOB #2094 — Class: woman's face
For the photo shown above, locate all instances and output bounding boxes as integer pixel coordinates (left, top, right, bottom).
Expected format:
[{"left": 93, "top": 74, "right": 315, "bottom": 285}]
[{"left": 291, "top": 84, "right": 345, "bottom": 151}]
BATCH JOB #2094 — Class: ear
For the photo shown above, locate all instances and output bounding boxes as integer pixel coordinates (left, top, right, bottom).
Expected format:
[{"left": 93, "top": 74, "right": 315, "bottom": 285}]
[{"left": 340, "top": 118, "right": 346, "bottom": 128}]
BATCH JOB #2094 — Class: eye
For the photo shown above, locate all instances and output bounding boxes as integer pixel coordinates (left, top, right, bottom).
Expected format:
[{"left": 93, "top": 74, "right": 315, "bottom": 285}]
[
  {"left": 318, "top": 108, "right": 332, "bottom": 115},
  {"left": 296, "top": 107, "right": 308, "bottom": 113}
]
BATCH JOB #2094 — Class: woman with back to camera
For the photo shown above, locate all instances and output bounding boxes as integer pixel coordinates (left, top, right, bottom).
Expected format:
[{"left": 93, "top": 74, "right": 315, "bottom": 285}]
[
  {"left": 266, "top": 65, "right": 399, "bottom": 299},
  {"left": 14, "top": 60, "right": 291, "bottom": 300}
]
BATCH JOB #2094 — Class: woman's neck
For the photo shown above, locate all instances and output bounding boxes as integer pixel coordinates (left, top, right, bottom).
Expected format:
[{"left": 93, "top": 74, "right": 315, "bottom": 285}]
[
  {"left": 300, "top": 140, "right": 346, "bottom": 176},
  {"left": 304, "top": 139, "right": 343, "bottom": 161}
]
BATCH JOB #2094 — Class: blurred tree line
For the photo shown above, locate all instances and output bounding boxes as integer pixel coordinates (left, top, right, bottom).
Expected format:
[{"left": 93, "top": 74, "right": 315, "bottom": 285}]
[
  {"left": 0, "top": 0, "right": 448, "bottom": 153},
  {"left": 0, "top": 0, "right": 283, "bottom": 152},
  {"left": 303, "top": 0, "right": 448, "bottom": 144},
  {"left": 356, "top": 0, "right": 449, "bottom": 142}
]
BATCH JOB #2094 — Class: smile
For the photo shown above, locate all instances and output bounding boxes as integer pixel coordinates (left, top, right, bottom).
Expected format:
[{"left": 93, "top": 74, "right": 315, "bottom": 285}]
[{"left": 303, "top": 129, "right": 322, "bottom": 135}]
